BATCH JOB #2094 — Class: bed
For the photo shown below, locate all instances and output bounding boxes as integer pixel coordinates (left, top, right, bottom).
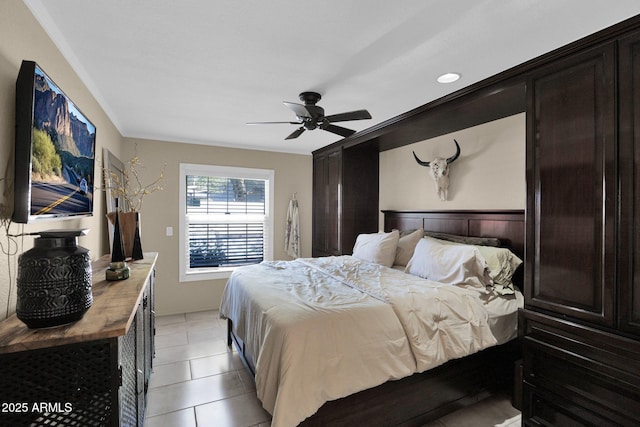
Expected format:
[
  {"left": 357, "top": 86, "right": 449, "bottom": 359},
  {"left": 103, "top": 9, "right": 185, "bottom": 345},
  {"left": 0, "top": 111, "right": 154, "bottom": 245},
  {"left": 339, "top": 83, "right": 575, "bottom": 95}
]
[{"left": 220, "top": 210, "right": 525, "bottom": 426}]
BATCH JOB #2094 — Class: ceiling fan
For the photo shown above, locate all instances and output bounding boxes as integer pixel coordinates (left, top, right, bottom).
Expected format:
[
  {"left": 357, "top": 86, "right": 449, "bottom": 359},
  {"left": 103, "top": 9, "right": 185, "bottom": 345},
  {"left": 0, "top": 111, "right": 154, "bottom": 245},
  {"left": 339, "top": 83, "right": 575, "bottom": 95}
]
[{"left": 247, "top": 91, "right": 372, "bottom": 140}]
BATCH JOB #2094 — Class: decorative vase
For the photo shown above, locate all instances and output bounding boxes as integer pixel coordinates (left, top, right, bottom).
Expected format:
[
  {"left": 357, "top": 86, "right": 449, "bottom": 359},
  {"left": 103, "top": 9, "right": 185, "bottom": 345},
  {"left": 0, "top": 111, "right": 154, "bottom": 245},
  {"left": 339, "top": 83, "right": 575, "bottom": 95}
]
[
  {"left": 16, "top": 230, "right": 92, "bottom": 329},
  {"left": 107, "top": 211, "right": 139, "bottom": 259},
  {"left": 131, "top": 212, "right": 144, "bottom": 260},
  {"left": 111, "top": 199, "right": 126, "bottom": 262}
]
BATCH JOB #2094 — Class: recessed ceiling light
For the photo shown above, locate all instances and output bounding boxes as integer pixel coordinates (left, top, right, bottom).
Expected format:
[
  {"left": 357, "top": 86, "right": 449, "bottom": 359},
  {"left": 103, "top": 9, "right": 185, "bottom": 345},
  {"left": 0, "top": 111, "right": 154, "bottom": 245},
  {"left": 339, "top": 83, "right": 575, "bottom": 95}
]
[{"left": 437, "top": 72, "right": 461, "bottom": 83}]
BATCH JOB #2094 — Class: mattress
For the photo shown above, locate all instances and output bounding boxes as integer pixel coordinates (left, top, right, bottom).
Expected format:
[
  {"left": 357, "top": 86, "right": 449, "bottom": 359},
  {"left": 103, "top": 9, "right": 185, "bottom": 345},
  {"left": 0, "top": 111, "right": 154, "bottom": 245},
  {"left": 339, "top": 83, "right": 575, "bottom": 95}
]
[{"left": 220, "top": 255, "right": 523, "bottom": 427}]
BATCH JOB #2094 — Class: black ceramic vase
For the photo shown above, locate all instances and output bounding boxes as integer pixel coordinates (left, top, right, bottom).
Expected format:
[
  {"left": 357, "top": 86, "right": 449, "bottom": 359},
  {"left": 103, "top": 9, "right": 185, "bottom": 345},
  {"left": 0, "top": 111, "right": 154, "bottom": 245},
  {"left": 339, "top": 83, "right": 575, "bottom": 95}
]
[
  {"left": 131, "top": 211, "right": 143, "bottom": 260},
  {"left": 111, "top": 198, "right": 126, "bottom": 262},
  {"left": 16, "top": 230, "right": 93, "bottom": 328}
]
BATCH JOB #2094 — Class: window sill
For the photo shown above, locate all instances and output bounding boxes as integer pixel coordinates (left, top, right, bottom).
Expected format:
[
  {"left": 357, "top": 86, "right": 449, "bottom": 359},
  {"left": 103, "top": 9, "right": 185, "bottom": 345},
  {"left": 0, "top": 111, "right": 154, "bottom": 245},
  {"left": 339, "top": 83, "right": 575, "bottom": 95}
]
[{"left": 179, "top": 267, "right": 236, "bottom": 282}]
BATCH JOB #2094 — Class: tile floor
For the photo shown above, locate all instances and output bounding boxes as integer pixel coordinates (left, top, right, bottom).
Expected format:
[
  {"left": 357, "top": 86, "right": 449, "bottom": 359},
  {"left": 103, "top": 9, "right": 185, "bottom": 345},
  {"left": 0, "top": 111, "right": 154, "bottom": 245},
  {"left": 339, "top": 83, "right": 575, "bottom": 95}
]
[{"left": 145, "top": 310, "right": 521, "bottom": 427}]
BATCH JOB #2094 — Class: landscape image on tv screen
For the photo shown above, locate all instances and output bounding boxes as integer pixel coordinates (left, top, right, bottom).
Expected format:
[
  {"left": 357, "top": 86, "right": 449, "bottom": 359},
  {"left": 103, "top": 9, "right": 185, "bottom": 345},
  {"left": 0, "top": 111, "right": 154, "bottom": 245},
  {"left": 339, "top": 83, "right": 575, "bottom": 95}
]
[{"left": 30, "top": 64, "right": 96, "bottom": 218}]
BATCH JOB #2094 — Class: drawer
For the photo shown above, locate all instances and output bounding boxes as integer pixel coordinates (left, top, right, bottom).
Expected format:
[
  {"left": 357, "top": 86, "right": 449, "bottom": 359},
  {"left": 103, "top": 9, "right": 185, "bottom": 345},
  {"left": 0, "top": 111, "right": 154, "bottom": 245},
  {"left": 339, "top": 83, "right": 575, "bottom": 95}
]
[
  {"left": 523, "top": 382, "right": 623, "bottom": 427},
  {"left": 520, "top": 310, "right": 640, "bottom": 426}
]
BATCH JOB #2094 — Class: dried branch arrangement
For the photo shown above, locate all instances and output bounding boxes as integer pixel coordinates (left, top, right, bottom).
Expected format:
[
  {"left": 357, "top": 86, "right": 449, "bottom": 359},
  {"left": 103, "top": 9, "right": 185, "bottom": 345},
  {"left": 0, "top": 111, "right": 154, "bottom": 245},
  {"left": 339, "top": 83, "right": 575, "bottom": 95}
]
[{"left": 103, "top": 148, "right": 167, "bottom": 212}]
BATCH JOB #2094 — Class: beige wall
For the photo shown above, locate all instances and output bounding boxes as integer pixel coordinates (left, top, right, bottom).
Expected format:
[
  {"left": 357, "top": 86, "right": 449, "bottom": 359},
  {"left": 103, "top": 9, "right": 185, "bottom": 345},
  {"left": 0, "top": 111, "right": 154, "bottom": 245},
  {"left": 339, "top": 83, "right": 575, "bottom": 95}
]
[
  {"left": 379, "top": 113, "right": 526, "bottom": 228},
  {"left": 0, "top": 0, "right": 123, "bottom": 320},
  {"left": 121, "top": 138, "right": 312, "bottom": 315}
]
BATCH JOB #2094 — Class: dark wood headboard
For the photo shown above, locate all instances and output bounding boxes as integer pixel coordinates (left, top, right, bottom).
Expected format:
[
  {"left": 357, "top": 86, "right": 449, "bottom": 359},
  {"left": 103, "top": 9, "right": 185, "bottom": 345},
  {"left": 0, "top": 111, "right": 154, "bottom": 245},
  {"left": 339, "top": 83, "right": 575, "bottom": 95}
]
[{"left": 382, "top": 210, "right": 525, "bottom": 259}]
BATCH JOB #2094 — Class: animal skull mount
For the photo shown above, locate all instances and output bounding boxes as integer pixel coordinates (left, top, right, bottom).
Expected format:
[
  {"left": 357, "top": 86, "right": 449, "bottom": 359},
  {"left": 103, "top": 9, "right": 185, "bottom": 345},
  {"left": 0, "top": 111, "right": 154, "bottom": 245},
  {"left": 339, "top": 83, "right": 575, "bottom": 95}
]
[{"left": 412, "top": 139, "right": 461, "bottom": 201}]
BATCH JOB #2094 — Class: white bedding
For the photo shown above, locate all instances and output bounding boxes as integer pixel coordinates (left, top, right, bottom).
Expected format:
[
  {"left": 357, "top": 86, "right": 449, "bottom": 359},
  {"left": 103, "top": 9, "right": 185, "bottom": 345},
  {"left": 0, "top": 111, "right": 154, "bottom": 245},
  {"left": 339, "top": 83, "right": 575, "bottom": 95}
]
[{"left": 219, "top": 255, "right": 523, "bottom": 427}]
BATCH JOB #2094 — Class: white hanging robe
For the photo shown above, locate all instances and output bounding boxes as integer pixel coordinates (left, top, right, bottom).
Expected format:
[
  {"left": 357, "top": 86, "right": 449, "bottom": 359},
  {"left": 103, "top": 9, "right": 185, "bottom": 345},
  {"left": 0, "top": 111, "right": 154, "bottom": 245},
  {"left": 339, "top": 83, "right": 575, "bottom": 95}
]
[{"left": 284, "top": 198, "right": 300, "bottom": 258}]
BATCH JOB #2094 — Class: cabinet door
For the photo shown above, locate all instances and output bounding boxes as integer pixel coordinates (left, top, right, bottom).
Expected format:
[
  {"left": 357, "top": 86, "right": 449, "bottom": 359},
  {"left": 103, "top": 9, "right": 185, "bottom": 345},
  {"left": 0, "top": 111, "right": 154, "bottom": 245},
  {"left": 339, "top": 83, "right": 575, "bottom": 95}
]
[
  {"left": 341, "top": 142, "right": 379, "bottom": 255},
  {"left": 312, "top": 149, "right": 342, "bottom": 256},
  {"left": 619, "top": 30, "right": 640, "bottom": 335},
  {"left": 312, "top": 154, "right": 327, "bottom": 256},
  {"left": 145, "top": 269, "right": 155, "bottom": 386},
  {"left": 526, "top": 42, "right": 616, "bottom": 326},
  {"left": 136, "top": 300, "right": 145, "bottom": 426},
  {"left": 325, "top": 150, "right": 342, "bottom": 255},
  {"left": 119, "top": 315, "right": 139, "bottom": 426}
]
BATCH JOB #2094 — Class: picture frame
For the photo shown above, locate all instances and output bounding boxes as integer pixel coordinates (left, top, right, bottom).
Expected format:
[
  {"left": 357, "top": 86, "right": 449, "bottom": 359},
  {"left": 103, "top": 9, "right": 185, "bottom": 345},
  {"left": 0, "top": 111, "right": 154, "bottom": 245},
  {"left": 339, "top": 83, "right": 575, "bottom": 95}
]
[
  {"left": 102, "top": 148, "right": 125, "bottom": 213},
  {"left": 103, "top": 148, "right": 125, "bottom": 249}
]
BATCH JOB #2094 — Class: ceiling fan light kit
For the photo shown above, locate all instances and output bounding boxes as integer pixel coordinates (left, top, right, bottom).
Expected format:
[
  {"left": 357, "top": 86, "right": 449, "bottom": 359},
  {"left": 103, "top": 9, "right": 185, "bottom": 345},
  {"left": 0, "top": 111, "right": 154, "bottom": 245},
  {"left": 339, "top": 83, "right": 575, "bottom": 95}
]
[{"left": 248, "top": 91, "right": 371, "bottom": 140}]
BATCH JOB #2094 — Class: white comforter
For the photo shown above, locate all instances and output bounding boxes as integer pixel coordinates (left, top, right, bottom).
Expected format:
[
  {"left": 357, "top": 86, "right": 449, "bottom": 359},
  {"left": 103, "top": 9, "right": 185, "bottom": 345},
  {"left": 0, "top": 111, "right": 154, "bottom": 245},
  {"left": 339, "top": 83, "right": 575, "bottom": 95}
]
[{"left": 219, "top": 256, "right": 520, "bottom": 427}]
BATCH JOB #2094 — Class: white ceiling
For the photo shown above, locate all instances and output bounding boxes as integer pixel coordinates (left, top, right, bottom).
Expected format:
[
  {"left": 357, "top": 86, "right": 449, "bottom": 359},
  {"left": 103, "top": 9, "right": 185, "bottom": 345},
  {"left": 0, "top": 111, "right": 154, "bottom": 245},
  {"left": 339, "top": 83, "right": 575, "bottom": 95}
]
[{"left": 24, "top": 0, "right": 640, "bottom": 155}]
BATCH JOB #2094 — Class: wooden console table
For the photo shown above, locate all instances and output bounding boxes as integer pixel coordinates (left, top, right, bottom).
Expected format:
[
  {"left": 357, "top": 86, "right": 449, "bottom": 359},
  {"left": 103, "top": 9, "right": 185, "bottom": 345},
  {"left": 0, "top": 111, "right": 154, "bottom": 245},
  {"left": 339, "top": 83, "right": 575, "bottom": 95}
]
[{"left": 0, "top": 252, "right": 157, "bottom": 427}]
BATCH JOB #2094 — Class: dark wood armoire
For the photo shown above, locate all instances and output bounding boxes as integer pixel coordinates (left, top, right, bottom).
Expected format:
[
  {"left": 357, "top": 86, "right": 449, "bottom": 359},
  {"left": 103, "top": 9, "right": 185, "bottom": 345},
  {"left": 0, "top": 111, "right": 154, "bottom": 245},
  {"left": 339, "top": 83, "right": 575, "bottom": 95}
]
[
  {"left": 312, "top": 141, "right": 379, "bottom": 257},
  {"left": 521, "top": 23, "right": 640, "bottom": 426}
]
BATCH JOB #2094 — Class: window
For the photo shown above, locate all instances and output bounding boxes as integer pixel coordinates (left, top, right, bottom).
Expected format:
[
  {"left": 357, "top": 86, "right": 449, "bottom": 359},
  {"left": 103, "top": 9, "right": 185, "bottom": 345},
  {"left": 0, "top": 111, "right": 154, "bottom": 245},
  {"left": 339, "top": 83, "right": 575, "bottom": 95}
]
[{"left": 179, "top": 163, "right": 274, "bottom": 281}]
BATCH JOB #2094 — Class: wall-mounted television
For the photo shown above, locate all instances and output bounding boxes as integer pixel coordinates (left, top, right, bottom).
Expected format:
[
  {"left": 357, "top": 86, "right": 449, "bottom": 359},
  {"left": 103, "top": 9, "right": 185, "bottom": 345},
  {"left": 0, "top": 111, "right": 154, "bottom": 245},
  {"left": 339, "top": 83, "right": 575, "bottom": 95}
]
[{"left": 13, "top": 60, "right": 96, "bottom": 223}]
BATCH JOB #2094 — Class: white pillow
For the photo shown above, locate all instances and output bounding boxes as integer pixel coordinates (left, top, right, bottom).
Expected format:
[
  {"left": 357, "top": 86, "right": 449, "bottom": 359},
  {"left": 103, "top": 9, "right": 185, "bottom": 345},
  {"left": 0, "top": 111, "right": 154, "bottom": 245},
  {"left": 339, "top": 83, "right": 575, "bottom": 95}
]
[
  {"left": 352, "top": 230, "right": 399, "bottom": 267},
  {"left": 405, "top": 237, "right": 491, "bottom": 287},
  {"left": 394, "top": 228, "right": 424, "bottom": 266},
  {"left": 475, "top": 245, "right": 522, "bottom": 295},
  {"left": 413, "top": 235, "right": 522, "bottom": 295}
]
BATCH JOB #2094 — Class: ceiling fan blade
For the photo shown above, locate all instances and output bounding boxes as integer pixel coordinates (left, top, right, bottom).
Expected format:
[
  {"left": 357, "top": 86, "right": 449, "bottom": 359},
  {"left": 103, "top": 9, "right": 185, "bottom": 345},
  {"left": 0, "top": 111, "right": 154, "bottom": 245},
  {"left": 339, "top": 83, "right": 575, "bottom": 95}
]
[
  {"left": 246, "top": 121, "right": 302, "bottom": 125},
  {"left": 283, "top": 102, "right": 312, "bottom": 118},
  {"left": 324, "top": 109, "right": 372, "bottom": 123},
  {"left": 322, "top": 124, "right": 356, "bottom": 138},
  {"left": 285, "top": 127, "right": 306, "bottom": 140}
]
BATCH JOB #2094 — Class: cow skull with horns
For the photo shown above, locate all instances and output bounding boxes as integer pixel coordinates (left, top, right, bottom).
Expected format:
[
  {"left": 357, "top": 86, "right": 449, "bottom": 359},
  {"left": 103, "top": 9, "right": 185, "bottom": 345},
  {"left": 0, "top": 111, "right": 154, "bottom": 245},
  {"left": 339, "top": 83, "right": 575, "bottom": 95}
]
[{"left": 412, "top": 139, "right": 461, "bottom": 201}]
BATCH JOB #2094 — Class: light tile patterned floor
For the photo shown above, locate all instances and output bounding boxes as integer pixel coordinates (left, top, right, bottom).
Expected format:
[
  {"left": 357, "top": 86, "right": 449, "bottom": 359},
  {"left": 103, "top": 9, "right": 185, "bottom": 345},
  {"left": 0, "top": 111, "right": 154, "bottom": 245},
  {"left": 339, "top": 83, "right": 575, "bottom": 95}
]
[{"left": 145, "top": 310, "right": 521, "bottom": 427}]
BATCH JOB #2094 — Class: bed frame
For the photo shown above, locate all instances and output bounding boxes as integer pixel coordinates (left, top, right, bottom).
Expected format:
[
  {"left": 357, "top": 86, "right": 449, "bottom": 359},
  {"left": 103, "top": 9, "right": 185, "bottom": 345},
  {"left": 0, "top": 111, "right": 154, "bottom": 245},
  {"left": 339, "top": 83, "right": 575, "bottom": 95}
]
[{"left": 228, "top": 210, "right": 525, "bottom": 426}]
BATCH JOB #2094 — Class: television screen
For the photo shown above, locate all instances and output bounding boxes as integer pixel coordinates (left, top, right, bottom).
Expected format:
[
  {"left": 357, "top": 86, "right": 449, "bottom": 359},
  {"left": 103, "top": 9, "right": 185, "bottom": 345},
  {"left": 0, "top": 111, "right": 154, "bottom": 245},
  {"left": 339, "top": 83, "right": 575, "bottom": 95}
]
[{"left": 13, "top": 61, "right": 96, "bottom": 223}]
